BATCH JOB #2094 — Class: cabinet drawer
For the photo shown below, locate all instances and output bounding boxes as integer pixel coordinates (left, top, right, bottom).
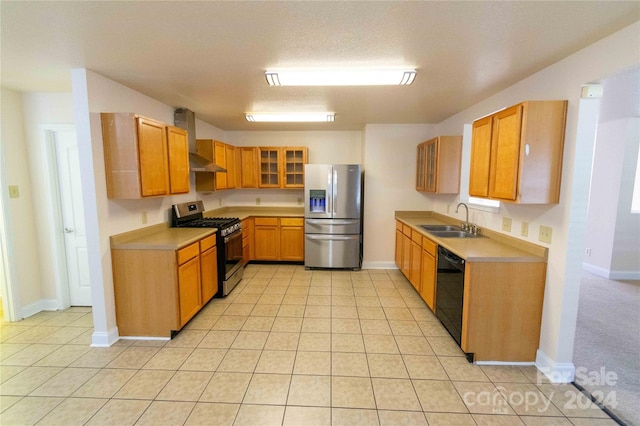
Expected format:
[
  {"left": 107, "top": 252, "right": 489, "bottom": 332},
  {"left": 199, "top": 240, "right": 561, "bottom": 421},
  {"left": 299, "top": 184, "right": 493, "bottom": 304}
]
[
  {"left": 412, "top": 230, "right": 423, "bottom": 244},
  {"left": 281, "top": 217, "right": 304, "bottom": 227},
  {"left": 422, "top": 237, "right": 437, "bottom": 256},
  {"left": 403, "top": 224, "right": 412, "bottom": 236},
  {"left": 177, "top": 242, "right": 199, "bottom": 265},
  {"left": 255, "top": 217, "right": 279, "bottom": 226},
  {"left": 200, "top": 234, "right": 216, "bottom": 252}
]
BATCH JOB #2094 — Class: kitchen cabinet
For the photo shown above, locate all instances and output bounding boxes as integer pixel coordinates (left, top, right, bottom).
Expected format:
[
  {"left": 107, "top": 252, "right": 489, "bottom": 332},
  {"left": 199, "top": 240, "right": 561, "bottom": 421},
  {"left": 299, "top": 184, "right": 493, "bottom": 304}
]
[
  {"left": 253, "top": 217, "right": 304, "bottom": 261},
  {"left": 409, "top": 230, "right": 422, "bottom": 290},
  {"left": 462, "top": 262, "right": 546, "bottom": 361},
  {"left": 254, "top": 217, "right": 280, "bottom": 260},
  {"left": 258, "top": 147, "right": 281, "bottom": 188},
  {"left": 199, "top": 235, "right": 218, "bottom": 303},
  {"left": 242, "top": 217, "right": 254, "bottom": 263},
  {"left": 193, "top": 139, "right": 237, "bottom": 191},
  {"left": 101, "top": 113, "right": 190, "bottom": 199},
  {"left": 177, "top": 243, "right": 202, "bottom": 326},
  {"left": 416, "top": 136, "right": 462, "bottom": 194},
  {"left": 258, "top": 147, "right": 309, "bottom": 189},
  {"left": 401, "top": 225, "right": 411, "bottom": 279},
  {"left": 166, "top": 126, "right": 190, "bottom": 195},
  {"left": 280, "top": 218, "right": 304, "bottom": 261},
  {"left": 283, "top": 147, "right": 308, "bottom": 188},
  {"left": 239, "top": 147, "right": 259, "bottom": 188},
  {"left": 420, "top": 236, "right": 437, "bottom": 311},
  {"left": 111, "top": 232, "right": 216, "bottom": 337},
  {"left": 395, "top": 221, "right": 403, "bottom": 268},
  {"left": 469, "top": 100, "right": 568, "bottom": 204},
  {"left": 225, "top": 144, "right": 236, "bottom": 189}
]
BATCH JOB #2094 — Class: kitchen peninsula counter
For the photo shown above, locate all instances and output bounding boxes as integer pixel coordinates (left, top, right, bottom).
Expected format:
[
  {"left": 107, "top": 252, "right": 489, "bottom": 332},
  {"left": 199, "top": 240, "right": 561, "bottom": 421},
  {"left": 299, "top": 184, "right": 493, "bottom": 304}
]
[
  {"left": 395, "top": 211, "right": 547, "bottom": 263},
  {"left": 110, "top": 224, "right": 215, "bottom": 250}
]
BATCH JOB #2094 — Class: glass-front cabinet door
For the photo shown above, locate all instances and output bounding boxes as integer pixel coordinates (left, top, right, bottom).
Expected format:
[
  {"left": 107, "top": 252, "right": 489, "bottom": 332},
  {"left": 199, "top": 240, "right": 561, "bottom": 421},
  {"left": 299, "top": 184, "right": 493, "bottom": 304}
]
[
  {"left": 283, "top": 147, "right": 308, "bottom": 188},
  {"left": 258, "top": 147, "right": 281, "bottom": 188}
]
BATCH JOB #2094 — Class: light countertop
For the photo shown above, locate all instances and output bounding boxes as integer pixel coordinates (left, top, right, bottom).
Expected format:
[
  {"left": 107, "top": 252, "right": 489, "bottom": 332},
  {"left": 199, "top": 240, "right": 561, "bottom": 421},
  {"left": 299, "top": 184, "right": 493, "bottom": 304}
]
[
  {"left": 395, "top": 211, "right": 547, "bottom": 263},
  {"left": 111, "top": 226, "right": 215, "bottom": 250}
]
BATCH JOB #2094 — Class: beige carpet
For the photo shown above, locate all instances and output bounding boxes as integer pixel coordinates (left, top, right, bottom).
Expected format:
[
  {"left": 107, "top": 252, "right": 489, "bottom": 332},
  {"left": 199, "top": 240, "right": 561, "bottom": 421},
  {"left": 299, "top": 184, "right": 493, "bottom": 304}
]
[{"left": 573, "top": 272, "right": 640, "bottom": 426}]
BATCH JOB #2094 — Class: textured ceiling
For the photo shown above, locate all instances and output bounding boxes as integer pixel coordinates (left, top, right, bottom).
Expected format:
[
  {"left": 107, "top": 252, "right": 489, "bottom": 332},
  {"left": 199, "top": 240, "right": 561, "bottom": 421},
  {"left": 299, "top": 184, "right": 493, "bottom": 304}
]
[{"left": 2, "top": 1, "right": 638, "bottom": 131}]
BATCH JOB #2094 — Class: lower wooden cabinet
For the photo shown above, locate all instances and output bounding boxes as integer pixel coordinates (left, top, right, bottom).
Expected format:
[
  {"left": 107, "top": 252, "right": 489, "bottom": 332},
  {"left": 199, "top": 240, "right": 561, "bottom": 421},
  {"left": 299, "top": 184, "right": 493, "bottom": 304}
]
[
  {"left": 420, "top": 237, "right": 437, "bottom": 311},
  {"left": 200, "top": 235, "right": 218, "bottom": 303},
  {"left": 253, "top": 217, "right": 304, "bottom": 262},
  {"left": 242, "top": 218, "right": 254, "bottom": 263},
  {"left": 178, "top": 249, "right": 202, "bottom": 326},
  {"left": 112, "top": 233, "right": 217, "bottom": 337},
  {"left": 254, "top": 217, "right": 280, "bottom": 260},
  {"left": 280, "top": 218, "right": 304, "bottom": 261},
  {"left": 409, "top": 231, "right": 422, "bottom": 290}
]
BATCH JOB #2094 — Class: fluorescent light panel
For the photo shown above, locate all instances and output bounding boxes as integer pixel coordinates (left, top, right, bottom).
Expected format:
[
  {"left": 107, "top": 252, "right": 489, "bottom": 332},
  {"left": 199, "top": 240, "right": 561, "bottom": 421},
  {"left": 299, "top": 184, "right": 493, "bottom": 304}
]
[
  {"left": 246, "top": 112, "right": 335, "bottom": 122},
  {"left": 265, "top": 68, "right": 416, "bottom": 86}
]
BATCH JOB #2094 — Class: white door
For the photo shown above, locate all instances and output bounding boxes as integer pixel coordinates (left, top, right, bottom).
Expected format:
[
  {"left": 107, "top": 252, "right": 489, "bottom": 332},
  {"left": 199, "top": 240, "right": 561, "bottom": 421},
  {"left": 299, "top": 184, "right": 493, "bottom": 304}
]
[{"left": 54, "top": 130, "right": 91, "bottom": 306}]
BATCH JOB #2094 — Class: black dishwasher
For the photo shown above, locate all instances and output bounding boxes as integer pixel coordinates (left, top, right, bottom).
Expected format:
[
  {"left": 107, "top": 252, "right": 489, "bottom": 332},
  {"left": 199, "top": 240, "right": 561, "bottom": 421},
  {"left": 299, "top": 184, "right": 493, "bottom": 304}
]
[{"left": 435, "top": 246, "right": 466, "bottom": 348}]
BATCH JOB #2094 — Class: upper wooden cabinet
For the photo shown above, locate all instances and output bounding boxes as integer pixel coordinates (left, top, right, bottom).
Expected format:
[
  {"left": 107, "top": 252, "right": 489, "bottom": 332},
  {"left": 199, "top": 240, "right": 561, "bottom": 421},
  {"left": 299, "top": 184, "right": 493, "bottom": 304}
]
[
  {"left": 416, "top": 136, "right": 462, "bottom": 194},
  {"left": 166, "top": 126, "right": 190, "bottom": 195},
  {"left": 193, "top": 139, "right": 237, "bottom": 191},
  {"left": 258, "top": 146, "right": 308, "bottom": 189},
  {"left": 469, "top": 100, "right": 568, "bottom": 204},
  {"left": 283, "top": 147, "right": 308, "bottom": 188},
  {"left": 258, "top": 147, "right": 282, "bottom": 188},
  {"left": 239, "top": 147, "right": 259, "bottom": 188},
  {"left": 101, "top": 113, "right": 190, "bottom": 199}
]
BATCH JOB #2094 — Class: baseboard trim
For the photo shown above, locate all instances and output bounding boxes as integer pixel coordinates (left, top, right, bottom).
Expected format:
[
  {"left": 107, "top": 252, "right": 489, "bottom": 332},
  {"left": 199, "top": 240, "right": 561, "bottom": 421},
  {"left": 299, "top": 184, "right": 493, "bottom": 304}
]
[
  {"left": 91, "top": 327, "right": 120, "bottom": 347},
  {"left": 362, "top": 261, "right": 398, "bottom": 269},
  {"left": 536, "top": 349, "right": 575, "bottom": 383},
  {"left": 21, "top": 299, "right": 59, "bottom": 319},
  {"left": 583, "top": 263, "right": 640, "bottom": 280}
]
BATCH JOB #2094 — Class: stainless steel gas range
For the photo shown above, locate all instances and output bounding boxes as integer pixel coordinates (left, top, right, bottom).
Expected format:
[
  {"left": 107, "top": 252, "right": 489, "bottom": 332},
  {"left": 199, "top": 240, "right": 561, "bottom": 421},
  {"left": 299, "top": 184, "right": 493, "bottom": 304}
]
[{"left": 171, "top": 201, "right": 243, "bottom": 296}]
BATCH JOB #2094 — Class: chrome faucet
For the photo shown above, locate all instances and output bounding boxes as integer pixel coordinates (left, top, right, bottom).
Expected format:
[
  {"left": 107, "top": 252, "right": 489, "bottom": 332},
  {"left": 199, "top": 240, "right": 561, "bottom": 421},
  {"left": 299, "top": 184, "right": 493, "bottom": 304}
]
[{"left": 456, "top": 202, "right": 471, "bottom": 233}]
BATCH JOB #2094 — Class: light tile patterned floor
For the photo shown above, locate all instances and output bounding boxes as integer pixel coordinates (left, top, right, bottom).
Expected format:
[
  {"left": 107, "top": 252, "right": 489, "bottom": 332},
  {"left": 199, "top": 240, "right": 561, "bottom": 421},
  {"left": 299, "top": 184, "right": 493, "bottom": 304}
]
[{"left": 0, "top": 265, "right": 615, "bottom": 425}]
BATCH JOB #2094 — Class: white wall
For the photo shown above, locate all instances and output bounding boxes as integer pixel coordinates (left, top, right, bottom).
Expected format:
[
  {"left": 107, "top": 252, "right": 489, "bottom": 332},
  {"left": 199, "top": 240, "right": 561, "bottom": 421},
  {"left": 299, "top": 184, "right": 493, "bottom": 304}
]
[
  {"left": 584, "top": 66, "right": 640, "bottom": 279},
  {"left": 429, "top": 22, "right": 640, "bottom": 377},
  {"left": 1, "top": 88, "right": 38, "bottom": 314},
  {"left": 361, "top": 124, "right": 438, "bottom": 267}
]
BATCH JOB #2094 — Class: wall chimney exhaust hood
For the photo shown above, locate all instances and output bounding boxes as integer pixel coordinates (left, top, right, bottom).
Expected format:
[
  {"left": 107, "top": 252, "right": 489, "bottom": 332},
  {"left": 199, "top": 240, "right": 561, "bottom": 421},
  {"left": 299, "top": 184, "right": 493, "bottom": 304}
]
[{"left": 174, "top": 108, "right": 227, "bottom": 173}]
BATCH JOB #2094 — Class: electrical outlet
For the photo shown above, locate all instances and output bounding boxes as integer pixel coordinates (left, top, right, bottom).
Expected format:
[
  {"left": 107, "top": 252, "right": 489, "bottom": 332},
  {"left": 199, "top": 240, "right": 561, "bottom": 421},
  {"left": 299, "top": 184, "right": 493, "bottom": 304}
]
[
  {"left": 585, "top": 248, "right": 591, "bottom": 256},
  {"left": 219, "top": 198, "right": 222, "bottom": 206},
  {"left": 539, "top": 225, "right": 553, "bottom": 244},
  {"left": 521, "top": 222, "right": 529, "bottom": 237},
  {"left": 447, "top": 204, "right": 451, "bottom": 214},
  {"left": 502, "top": 217, "right": 512, "bottom": 232},
  {"left": 297, "top": 198, "right": 303, "bottom": 206},
  {"left": 8, "top": 185, "right": 19, "bottom": 199},
  {"left": 256, "top": 197, "right": 261, "bottom": 205},
  {"left": 141, "top": 211, "right": 148, "bottom": 224}
]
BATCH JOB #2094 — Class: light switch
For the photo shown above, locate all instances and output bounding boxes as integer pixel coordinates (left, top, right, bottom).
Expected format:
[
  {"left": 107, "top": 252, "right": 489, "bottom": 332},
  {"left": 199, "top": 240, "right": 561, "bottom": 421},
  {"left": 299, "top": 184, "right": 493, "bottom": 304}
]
[
  {"left": 8, "top": 185, "right": 19, "bottom": 199},
  {"left": 521, "top": 222, "right": 529, "bottom": 237}
]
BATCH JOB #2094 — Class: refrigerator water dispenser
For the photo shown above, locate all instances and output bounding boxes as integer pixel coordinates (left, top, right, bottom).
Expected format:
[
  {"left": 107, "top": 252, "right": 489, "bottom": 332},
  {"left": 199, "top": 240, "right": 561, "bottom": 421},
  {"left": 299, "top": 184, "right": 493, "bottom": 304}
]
[{"left": 309, "top": 189, "right": 327, "bottom": 212}]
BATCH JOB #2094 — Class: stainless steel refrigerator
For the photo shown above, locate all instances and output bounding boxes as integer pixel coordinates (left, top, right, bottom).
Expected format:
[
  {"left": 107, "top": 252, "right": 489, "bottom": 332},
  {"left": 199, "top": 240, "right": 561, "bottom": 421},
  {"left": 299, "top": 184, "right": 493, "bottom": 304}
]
[{"left": 304, "top": 164, "right": 362, "bottom": 269}]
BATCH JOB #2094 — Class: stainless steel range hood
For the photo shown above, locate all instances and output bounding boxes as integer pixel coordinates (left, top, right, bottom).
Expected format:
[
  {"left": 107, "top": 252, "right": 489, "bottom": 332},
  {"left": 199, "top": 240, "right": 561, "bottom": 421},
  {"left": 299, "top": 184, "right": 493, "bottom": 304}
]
[{"left": 174, "top": 108, "right": 227, "bottom": 173}]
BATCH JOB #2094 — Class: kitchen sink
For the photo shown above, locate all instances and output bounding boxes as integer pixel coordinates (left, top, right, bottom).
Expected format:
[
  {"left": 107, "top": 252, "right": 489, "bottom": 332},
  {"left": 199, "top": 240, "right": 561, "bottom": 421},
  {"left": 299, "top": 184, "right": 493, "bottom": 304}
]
[
  {"left": 428, "top": 230, "right": 482, "bottom": 238},
  {"left": 419, "top": 225, "right": 464, "bottom": 232}
]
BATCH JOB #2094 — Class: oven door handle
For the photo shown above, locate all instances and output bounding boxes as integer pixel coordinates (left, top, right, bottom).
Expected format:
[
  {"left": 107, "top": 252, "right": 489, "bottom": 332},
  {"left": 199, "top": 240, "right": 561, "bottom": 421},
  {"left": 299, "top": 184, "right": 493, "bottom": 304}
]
[{"left": 224, "top": 231, "right": 242, "bottom": 244}]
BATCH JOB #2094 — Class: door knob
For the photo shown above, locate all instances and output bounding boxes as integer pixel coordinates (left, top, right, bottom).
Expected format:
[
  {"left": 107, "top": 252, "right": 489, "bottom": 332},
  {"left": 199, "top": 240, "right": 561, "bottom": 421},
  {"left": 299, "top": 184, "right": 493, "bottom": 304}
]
[{"left": 64, "top": 227, "right": 74, "bottom": 233}]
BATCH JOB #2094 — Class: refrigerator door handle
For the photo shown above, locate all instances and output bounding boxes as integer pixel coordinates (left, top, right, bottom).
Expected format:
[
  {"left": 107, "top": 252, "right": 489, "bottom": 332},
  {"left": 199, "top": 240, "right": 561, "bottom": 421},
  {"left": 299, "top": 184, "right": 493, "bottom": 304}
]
[
  {"left": 333, "top": 168, "right": 338, "bottom": 215},
  {"left": 326, "top": 167, "right": 333, "bottom": 215},
  {"left": 306, "top": 234, "right": 357, "bottom": 241},
  {"left": 305, "top": 219, "right": 359, "bottom": 225}
]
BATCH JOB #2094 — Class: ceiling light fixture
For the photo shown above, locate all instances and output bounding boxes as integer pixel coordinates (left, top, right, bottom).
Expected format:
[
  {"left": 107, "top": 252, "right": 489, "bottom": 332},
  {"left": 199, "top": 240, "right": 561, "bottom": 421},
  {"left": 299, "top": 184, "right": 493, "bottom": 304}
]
[
  {"left": 265, "top": 68, "right": 417, "bottom": 86},
  {"left": 246, "top": 112, "right": 335, "bottom": 122}
]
